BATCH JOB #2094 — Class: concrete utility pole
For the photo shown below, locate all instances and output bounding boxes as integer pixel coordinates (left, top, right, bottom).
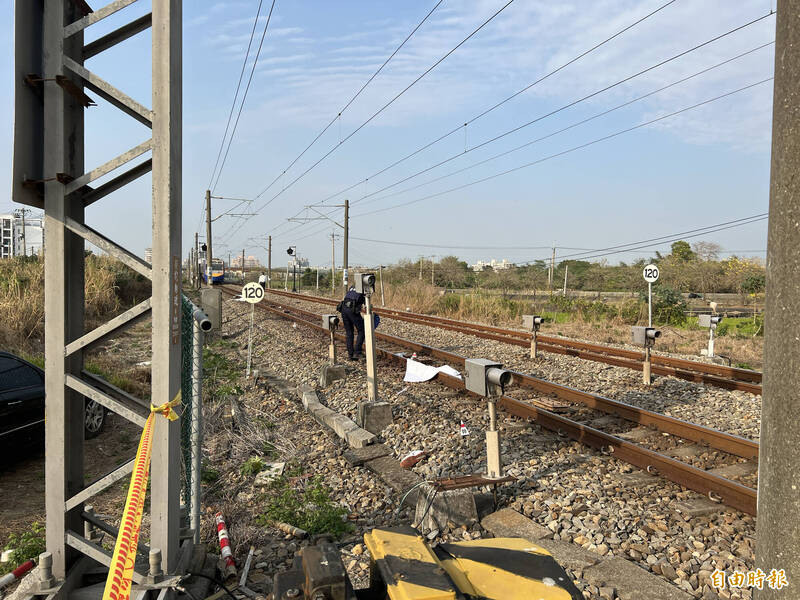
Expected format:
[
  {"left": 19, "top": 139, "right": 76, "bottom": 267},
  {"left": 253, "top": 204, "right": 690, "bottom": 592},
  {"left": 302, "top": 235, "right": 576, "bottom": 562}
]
[
  {"left": 331, "top": 231, "right": 336, "bottom": 295},
  {"left": 343, "top": 198, "right": 349, "bottom": 289},
  {"left": 379, "top": 265, "right": 385, "bottom": 306},
  {"left": 755, "top": 2, "right": 800, "bottom": 597},
  {"left": 419, "top": 256, "right": 423, "bottom": 280},
  {"left": 563, "top": 264, "right": 568, "bottom": 296},
  {"left": 194, "top": 232, "right": 199, "bottom": 288},
  {"left": 267, "top": 235, "right": 272, "bottom": 288},
  {"left": 241, "top": 248, "right": 245, "bottom": 281},
  {"left": 15, "top": 208, "right": 30, "bottom": 256},
  {"left": 205, "top": 189, "right": 213, "bottom": 284},
  {"left": 431, "top": 257, "right": 435, "bottom": 286}
]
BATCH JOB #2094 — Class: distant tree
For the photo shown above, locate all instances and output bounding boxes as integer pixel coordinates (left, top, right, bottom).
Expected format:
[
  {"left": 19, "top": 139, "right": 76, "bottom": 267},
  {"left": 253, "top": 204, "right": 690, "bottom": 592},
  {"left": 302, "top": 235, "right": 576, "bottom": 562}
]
[
  {"left": 692, "top": 241, "right": 722, "bottom": 262},
  {"left": 670, "top": 240, "right": 695, "bottom": 262},
  {"left": 742, "top": 273, "right": 766, "bottom": 295},
  {"left": 436, "top": 255, "right": 471, "bottom": 288}
]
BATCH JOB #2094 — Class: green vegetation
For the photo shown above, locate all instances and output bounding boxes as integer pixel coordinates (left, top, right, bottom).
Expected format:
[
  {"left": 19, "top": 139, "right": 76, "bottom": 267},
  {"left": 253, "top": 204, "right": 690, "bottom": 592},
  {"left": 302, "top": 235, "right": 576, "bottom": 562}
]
[
  {"left": 241, "top": 456, "right": 265, "bottom": 477},
  {"left": 203, "top": 341, "right": 242, "bottom": 398},
  {"left": 1, "top": 522, "right": 46, "bottom": 575},
  {"left": 257, "top": 473, "right": 351, "bottom": 538}
]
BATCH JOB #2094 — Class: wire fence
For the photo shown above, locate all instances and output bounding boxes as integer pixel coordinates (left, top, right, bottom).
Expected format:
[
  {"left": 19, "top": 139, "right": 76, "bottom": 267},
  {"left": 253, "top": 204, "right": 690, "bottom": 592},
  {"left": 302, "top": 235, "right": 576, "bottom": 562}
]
[{"left": 180, "top": 295, "right": 195, "bottom": 506}]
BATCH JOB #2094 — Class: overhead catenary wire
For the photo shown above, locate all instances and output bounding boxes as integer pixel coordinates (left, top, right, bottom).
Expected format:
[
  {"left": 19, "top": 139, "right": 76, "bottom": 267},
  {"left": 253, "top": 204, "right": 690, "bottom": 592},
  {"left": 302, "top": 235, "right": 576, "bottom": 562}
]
[
  {"left": 206, "top": 0, "right": 265, "bottom": 192},
  {"left": 211, "top": 0, "right": 278, "bottom": 193},
  {"left": 314, "top": 0, "right": 682, "bottom": 208},
  {"left": 224, "top": 0, "right": 683, "bottom": 245},
  {"left": 246, "top": 0, "right": 518, "bottom": 208},
  {"left": 349, "top": 28, "right": 775, "bottom": 209},
  {"left": 353, "top": 78, "right": 774, "bottom": 218},
  {"left": 252, "top": 0, "right": 446, "bottom": 201}
]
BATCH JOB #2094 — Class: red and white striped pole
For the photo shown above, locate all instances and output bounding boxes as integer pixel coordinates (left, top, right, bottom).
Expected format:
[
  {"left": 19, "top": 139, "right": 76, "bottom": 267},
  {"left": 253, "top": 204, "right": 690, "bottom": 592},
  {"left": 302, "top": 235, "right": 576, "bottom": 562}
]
[
  {"left": 215, "top": 513, "right": 237, "bottom": 578},
  {"left": 0, "top": 560, "right": 35, "bottom": 591}
]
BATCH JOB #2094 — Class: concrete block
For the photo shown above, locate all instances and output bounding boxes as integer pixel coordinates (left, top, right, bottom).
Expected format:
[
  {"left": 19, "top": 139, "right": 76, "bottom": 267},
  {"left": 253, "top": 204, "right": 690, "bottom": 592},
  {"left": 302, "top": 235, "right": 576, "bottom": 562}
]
[
  {"left": 533, "top": 538, "right": 602, "bottom": 574},
  {"left": 364, "top": 456, "right": 421, "bottom": 503},
  {"left": 415, "top": 486, "right": 478, "bottom": 532},
  {"left": 583, "top": 557, "right": 692, "bottom": 600},
  {"left": 332, "top": 414, "right": 359, "bottom": 438},
  {"left": 319, "top": 364, "right": 346, "bottom": 387},
  {"left": 343, "top": 443, "right": 390, "bottom": 466},
  {"left": 708, "top": 462, "right": 757, "bottom": 478},
  {"left": 345, "top": 427, "right": 377, "bottom": 449},
  {"left": 310, "top": 405, "right": 337, "bottom": 428},
  {"left": 300, "top": 385, "right": 321, "bottom": 410},
  {"left": 674, "top": 497, "right": 724, "bottom": 517},
  {"left": 481, "top": 508, "right": 551, "bottom": 541},
  {"left": 357, "top": 401, "right": 393, "bottom": 434},
  {"left": 616, "top": 471, "right": 658, "bottom": 487}
]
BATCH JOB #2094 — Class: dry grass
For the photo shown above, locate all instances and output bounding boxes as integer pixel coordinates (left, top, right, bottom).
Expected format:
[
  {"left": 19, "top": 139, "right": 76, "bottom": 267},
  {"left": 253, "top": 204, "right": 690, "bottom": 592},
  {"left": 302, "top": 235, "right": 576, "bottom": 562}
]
[
  {"left": 382, "top": 281, "right": 763, "bottom": 369},
  {"left": 0, "top": 254, "right": 150, "bottom": 356}
]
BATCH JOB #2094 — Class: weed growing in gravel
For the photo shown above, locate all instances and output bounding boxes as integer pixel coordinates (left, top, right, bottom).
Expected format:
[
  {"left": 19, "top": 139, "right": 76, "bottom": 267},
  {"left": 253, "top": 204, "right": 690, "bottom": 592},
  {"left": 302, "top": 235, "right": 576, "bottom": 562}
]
[
  {"left": 1, "top": 522, "right": 45, "bottom": 575},
  {"left": 203, "top": 343, "right": 242, "bottom": 399},
  {"left": 241, "top": 457, "right": 265, "bottom": 477},
  {"left": 257, "top": 475, "right": 351, "bottom": 538}
]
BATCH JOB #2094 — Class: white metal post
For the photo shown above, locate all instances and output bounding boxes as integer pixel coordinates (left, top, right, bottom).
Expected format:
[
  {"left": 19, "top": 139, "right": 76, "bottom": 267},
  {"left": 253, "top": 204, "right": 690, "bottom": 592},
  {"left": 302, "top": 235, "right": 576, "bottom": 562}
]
[
  {"left": 379, "top": 265, "right": 385, "bottom": 306},
  {"left": 363, "top": 294, "right": 378, "bottom": 402},
  {"left": 708, "top": 327, "right": 716, "bottom": 358},
  {"left": 246, "top": 303, "right": 255, "bottom": 377},
  {"left": 648, "top": 281, "right": 652, "bottom": 327}
]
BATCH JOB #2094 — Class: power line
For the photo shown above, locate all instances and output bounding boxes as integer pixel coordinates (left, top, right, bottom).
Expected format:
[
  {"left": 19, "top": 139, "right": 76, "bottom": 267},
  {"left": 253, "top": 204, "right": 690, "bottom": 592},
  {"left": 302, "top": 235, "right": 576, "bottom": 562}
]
[
  {"left": 542, "top": 215, "right": 768, "bottom": 264},
  {"left": 248, "top": 0, "right": 517, "bottom": 209},
  {"left": 349, "top": 236, "right": 593, "bottom": 251},
  {"left": 211, "top": 0, "right": 278, "bottom": 193},
  {"left": 350, "top": 26, "right": 775, "bottom": 209},
  {"left": 354, "top": 78, "right": 774, "bottom": 218},
  {"left": 252, "top": 0, "right": 446, "bottom": 201},
  {"left": 206, "top": 0, "right": 265, "bottom": 191},
  {"left": 314, "top": 0, "right": 681, "bottom": 208},
  {"left": 224, "top": 0, "right": 681, "bottom": 245}
]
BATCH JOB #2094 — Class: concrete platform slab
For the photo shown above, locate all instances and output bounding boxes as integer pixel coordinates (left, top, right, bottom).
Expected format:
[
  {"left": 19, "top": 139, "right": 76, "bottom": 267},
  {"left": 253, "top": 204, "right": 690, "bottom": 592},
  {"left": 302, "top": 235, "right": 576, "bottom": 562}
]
[
  {"left": 481, "top": 508, "right": 551, "bottom": 541},
  {"left": 343, "top": 443, "right": 392, "bottom": 466},
  {"left": 364, "top": 456, "right": 421, "bottom": 505},
  {"left": 583, "top": 557, "right": 692, "bottom": 600},
  {"left": 533, "top": 538, "right": 602, "bottom": 574}
]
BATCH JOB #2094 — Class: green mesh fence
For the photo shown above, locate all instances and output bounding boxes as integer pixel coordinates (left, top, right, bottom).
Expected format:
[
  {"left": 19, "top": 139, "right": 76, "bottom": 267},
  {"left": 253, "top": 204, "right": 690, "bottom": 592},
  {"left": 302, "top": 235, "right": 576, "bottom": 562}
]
[{"left": 180, "top": 294, "right": 194, "bottom": 505}]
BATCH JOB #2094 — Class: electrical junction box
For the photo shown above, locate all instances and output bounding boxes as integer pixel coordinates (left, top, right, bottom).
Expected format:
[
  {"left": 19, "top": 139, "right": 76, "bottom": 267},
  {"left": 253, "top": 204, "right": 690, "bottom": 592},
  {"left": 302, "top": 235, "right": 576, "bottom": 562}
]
[
  {"left": 464, "top": 358, "right": 512, "bottom": 398},
  {"left": 698, "top": 314, "right": 723, "bottom": 329}
]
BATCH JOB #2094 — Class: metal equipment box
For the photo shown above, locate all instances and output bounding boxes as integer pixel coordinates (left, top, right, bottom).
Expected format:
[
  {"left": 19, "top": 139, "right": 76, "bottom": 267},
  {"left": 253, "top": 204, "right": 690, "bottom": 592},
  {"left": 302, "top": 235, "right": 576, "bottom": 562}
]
[
  {"left": 465, "top": 358, "right": 510, "bottom": 398},
  {"left": 354, "top": 272, "right": 376, "bottom": 294},
  {"left": 322, "top": 314, "right": 339, "bottom": 330},
  {"left": 631, "top": 326, "right": 660, "bottom": 348},
  {"left": 522, "top": 315, "right": 544, "bottom": 331}
]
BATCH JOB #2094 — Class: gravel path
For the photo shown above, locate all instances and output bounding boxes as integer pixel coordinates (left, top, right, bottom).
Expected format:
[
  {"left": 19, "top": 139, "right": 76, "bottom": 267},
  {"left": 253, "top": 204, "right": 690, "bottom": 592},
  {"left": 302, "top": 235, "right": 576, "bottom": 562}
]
[{"left": 224, "top": 297, "right": 759, "bottom": 600}]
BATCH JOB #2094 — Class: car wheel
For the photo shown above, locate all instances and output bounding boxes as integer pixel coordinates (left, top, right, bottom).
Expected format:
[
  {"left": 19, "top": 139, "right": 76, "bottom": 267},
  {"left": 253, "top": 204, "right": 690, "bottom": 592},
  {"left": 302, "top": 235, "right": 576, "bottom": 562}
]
[{"left": 84, "top": 400, "right": 106, "bottom": 439}]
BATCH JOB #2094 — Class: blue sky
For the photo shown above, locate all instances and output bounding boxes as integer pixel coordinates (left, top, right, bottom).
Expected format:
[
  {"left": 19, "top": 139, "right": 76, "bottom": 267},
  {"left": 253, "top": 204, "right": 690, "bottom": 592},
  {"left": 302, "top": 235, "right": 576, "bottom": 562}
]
[{"left": 0, "top": 0, "right": 776, "bottom": 268}]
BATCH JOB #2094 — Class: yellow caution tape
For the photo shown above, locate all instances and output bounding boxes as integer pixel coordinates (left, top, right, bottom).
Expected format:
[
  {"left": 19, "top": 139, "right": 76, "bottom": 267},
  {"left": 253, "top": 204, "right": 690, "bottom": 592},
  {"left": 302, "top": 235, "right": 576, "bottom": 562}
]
[{"left": 101, "top": 391, "right": 182, "bottom": 600}]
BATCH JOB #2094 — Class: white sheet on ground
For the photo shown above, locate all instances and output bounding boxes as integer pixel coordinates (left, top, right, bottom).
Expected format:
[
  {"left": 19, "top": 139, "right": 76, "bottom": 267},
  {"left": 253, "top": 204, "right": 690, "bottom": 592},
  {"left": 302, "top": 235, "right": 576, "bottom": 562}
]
[{"left": 403, "top": 358, "right": 462, "bottom": 382}]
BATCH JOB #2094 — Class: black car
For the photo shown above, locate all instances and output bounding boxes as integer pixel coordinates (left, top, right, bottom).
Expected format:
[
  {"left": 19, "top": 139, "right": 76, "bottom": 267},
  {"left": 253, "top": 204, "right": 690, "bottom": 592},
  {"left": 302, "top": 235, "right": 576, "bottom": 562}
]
[{"left": 0, "top": 352, "right": 107, "bottom": 452}]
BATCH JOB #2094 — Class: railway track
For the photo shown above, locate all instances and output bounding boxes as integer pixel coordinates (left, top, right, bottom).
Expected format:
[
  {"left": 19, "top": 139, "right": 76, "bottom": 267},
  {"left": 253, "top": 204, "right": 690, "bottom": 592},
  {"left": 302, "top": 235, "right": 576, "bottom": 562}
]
[
  {"left": 260, "top": 287, "right": 762, "bottom": 395},
  {"left": 220, "top": 286, "right": 758, "bottom": 515}
]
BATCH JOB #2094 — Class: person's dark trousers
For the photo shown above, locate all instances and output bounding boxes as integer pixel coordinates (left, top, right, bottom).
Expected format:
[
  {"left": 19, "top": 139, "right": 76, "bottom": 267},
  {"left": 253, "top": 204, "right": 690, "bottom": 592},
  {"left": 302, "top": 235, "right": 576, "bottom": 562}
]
[{"left": 341, "top": 307, "right": 365, "bottom": 357}]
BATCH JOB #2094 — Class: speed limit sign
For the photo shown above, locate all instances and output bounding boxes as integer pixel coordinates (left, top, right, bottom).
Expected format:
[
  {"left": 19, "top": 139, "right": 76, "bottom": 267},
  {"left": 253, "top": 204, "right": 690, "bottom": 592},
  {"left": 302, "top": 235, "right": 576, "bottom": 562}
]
[
  {"left": 241, "top": 281, "right": 265, "bottom": 304},
  {"left": 642, "top": 264, "right": 660, "bottom": 283}
]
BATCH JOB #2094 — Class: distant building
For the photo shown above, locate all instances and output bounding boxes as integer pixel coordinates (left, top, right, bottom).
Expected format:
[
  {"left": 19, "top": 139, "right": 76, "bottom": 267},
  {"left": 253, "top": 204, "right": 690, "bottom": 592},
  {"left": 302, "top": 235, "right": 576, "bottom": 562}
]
[
  {"left": 0, "top": 213, "right": 44, "bottom": 258},
  {"left": 470, "top": 258, "right": 515, "bottom": 272},
  {"left": 232, "top": 254, "right": 264, "bottom": 269}
]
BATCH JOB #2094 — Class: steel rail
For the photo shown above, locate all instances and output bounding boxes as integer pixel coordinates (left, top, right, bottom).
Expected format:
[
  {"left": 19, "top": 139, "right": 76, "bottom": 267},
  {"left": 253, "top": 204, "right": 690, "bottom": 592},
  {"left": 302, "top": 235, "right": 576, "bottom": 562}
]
[
  {"left": 262, "top": 288, "right": 762, "bottom": 393},
  {"left": 221, "top": 287, "right": 758, "bottom": 514}
]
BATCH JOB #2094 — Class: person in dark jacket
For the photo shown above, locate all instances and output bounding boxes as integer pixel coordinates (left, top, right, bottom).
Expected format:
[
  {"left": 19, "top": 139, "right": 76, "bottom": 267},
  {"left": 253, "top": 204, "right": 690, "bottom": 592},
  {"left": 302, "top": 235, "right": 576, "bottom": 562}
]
[{"left": 339, "top": 286, "right": 365, "bottom": 360}]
